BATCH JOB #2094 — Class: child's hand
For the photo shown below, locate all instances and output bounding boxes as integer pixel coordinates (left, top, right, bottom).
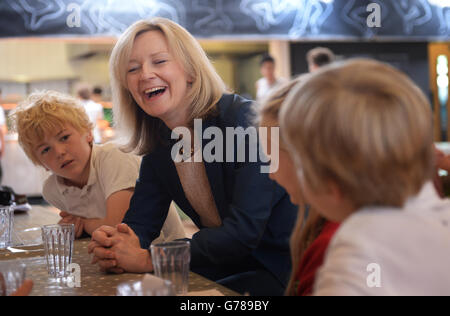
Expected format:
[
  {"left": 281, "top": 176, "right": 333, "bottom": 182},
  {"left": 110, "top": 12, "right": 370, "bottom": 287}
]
[
  {"left": 435, "top": 147, "right": 450, "bottom": 172},
  {"left": 59, "top": 211, "right": 70, "bottom": 220},
  {"left": 11, "top": 280, "right": 33, "bottom": 296},
  {"left": 58, "top": 212, "right": 85, "bottom": 238}
]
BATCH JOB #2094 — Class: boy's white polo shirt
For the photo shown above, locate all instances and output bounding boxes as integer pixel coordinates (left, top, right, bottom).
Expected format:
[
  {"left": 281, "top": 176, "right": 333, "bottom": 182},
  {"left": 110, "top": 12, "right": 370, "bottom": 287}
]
[
  {"left": 42, "top": 143, "right": 140, "bottom": 219},
  {"left": 314, "top": 182, "right": 450, "bottom": 296}
]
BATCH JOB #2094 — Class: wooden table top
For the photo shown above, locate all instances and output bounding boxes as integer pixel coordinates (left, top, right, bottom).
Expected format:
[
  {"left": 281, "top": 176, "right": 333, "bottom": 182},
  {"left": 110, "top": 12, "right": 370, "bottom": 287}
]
[{"left": 0, "top": 205, "right": 238, "bottom": 296}]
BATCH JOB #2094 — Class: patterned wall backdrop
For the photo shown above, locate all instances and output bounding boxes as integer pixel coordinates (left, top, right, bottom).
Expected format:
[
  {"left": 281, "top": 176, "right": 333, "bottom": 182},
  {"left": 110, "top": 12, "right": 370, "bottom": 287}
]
[{"left": 0, "top": 0, "right": 448, "bottom": 39}]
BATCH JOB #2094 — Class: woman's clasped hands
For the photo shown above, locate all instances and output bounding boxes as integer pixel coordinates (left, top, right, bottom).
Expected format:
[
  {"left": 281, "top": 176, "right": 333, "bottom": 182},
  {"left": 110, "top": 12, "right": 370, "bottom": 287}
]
[{"left": 88, "top": 223, "right": 153, "bottom": 274}]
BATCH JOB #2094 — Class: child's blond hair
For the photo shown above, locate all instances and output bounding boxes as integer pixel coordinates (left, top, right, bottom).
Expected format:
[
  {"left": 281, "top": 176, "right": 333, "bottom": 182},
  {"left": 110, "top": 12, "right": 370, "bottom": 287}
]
[
  {"left": 280, "top": 59, "right": 434, "bottom": 210},
  {"left": 259, "top": 75, "right": 326, "bottom": 296},
  {"left": 259, "top": 75, "right": 307, "bottom": 122},
  {"left": 10, "top": 90, "right": 93, "bottom": 166}
]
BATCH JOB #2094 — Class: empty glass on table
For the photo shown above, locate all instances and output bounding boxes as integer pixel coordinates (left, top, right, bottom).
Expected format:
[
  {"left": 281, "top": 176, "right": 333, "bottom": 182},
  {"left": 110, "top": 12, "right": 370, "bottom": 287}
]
[
  {"left": 0, "top": 260, "right": 26, "bottom": 296},
  {"left": 0, "top": 206, "right": 13, "bottom": 249},
  {"left": 41, "top": 224, "right": 75, "bottom": 280},
  {"left": 150, "top": 240, "right": 190, "bottom": 295}
]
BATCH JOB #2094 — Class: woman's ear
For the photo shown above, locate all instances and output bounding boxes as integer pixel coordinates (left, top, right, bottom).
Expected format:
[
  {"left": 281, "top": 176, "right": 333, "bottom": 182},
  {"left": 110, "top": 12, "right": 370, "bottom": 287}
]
[
  {"left": 187, "top": 73, "right": 194, "bottom": 84},
  {"left": 87, "top": 131, "right": 94, "bottom": 146}
]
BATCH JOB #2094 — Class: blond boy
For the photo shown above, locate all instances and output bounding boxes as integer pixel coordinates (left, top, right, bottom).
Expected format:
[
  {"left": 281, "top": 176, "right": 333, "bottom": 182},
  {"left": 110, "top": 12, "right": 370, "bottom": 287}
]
[{"left": 280, "top": 59, "right": 450, "bottom": 295}]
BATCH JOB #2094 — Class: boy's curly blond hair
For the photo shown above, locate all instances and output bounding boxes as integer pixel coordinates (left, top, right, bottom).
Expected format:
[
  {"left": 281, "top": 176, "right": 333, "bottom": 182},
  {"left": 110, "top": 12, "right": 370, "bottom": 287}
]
[
  {"left": 281, "top": 59, "right": 434, "bottom": 210},
  {"left": 9, "top": 90, "right": 93, "bottom": 166}
]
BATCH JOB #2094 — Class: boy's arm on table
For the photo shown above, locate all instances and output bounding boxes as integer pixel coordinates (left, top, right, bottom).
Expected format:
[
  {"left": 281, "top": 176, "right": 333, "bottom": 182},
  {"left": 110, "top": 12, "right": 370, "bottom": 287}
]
[
  {"left": 81, "top": 188, "right": 134, "bottom": 236},
  {"left": 59, "top": 211, "right": 84, "bottom": 238}
]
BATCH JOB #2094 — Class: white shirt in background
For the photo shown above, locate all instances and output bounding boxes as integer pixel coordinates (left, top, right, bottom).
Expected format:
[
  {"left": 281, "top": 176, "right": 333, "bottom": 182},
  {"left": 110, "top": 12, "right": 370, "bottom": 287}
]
[
  {"left": 0, "top": 106, "right": 5, "bottom": 126},
  {"left": 255, "top": 77, "right": 287, "bottom": 104},
  {"left": 43, "top": 143, "right": 186, "bottom": 243},
  {"left": 314, "top": 182, "right": 450, "bottom": 296},
  {"left": 81, "top": 99, "right": 104, "bottom": 144},
  {"left": 0, "top": 106, "right": 5, "bottom": 152}
]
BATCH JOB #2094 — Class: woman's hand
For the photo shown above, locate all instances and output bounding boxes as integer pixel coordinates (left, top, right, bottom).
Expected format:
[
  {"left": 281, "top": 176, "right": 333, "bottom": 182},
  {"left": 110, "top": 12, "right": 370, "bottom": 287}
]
[{"left": 88, "top": 224, "right": 153, "bottom": 274}]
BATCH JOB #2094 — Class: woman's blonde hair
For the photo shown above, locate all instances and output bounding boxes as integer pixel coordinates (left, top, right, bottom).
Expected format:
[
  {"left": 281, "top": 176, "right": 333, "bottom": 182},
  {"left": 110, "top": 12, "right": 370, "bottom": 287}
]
[
  {"left": 110, "top": 17, "right": 226, "bottom": 155},
  {"left": 280, "top": 58, "right": 434, "bottom": 210},
  {"left": 9, "top": 90, "right": 93, "bottom": 166},
  {"left": 259, "top": 75, "right": 326, "bottom": 296},
  {"left": 259, "top": 75, "right": 308, "bottom": 121}
]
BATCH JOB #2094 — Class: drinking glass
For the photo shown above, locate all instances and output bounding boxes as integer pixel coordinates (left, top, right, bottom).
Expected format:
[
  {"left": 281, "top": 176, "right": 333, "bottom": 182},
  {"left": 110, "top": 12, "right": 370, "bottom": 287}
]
[
  {"left": 0, "top": 260, "right": 26, "bottom": 296},
  {"left": 0, "top": 206, "right": 13, "bottom": 249},
  {"left": 116, "top": 274, "right": 175, "bottom": 296},
  {"left": 41, "top": 224, "right": 75, "bottom": 279},
  {"left": 150, "top": 241, "right": 190, "bottom": 295}
]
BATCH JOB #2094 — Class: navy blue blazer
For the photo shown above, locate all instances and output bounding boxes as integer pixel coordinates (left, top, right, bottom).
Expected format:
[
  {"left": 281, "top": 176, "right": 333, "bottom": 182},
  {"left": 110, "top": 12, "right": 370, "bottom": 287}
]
[{"left": 123, "top": 94, "right": 297, "bottom": 285}]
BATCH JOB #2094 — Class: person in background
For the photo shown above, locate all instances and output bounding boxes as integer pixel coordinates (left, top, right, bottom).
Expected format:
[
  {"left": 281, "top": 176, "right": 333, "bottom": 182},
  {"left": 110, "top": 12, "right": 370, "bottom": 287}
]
[
  {"left": 0, "top": 88, "right": 7, "bottom": 133},
  {"left": 88, "top": 17, "right": 297, "bottom": 296},
  {"left": 10, "top": 90, "right": 185, "bottom": 241},
  {"left": 255, "top": 54, "right": 287, "bottom": 104},
  {"left": 91, "top": 85, "right": 113, "bottom": 140},
  {"left": 91, "top": 86, "right": 104, "bottom": 103},
  {"left": 306, "top": 47, "right": 335, "bottom": 73},
  {"left": 258, "top": 77, "right": 339, "bottom": 296},
  {"left": 76, "top": 84, "right": 104, "bottom": 144},
  {"left": 280, "top": 58, "right": 450, "bottom": 295}
]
